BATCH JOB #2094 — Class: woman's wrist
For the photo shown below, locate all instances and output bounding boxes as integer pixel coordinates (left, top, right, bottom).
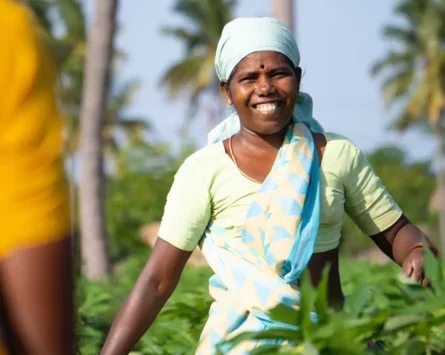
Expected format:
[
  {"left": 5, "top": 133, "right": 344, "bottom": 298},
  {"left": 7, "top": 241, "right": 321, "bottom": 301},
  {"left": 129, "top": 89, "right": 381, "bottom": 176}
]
[{"left": 407, "top": 241, "right": 439, "bottom": 258}]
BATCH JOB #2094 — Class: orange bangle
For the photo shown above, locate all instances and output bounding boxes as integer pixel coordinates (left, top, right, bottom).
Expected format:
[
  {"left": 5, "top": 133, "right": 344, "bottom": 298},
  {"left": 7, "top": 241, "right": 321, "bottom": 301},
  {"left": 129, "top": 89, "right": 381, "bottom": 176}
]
[{"left": 408, "top": 242, "right": 439, "bottom": 257}]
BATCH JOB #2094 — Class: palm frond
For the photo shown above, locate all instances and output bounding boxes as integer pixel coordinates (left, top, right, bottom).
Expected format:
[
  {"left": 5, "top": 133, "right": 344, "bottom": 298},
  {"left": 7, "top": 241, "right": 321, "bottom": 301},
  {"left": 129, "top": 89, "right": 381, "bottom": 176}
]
[
  {"left": 25, "top": 0, "right": 54, "bottom": 32},
  {"left": 190, "top": 54, "right": 217, "bottom": 99},
  {"left": 382, "top": 26, "right": 418, "bottom": 47},
  {"left": 160, "top": 55, "right": 209, "bottom": 98},
  {"left": 109, "top": 81, "right": 141, "bottom": 110},
  {"left": 428, "top": 89, "right": 445, "bottom": 124},
  {"left": 205, "top": 0, "right": 236, "bottom": 39},
  {"left": 161, "top": 26, "right": 205, "bottom": 53},
  {"left": 406, "top": 77, "right": 430, "bottom": 117},
  {"left": 57, "top": 0, "right": 85, "bottom": 42},
  {"left": 104, "top": 136, "right": 120, "bottom": 158},
  {"left": 417, "top": 5, "right": 442, "bottom": 57},
  {"left": 160, "top": 0, "right": 234, "bottom": 112},
  {"left": 381, "top": 69, "right": 415, "bottom": 107},
  {"left": 394, "top": 0, "right": 430, "bottom": 26},
  {"left": 371, "top": 51, "right": 416, "bottom": 76},
  {"left": 173, "top": 0, "right": 226, "bottom": 32},
  {"left": 391, "top": 111, "right": 424, "bottom": 131},
  {"left": 116, "top": 118, "right": 151, "bottom": 132}
]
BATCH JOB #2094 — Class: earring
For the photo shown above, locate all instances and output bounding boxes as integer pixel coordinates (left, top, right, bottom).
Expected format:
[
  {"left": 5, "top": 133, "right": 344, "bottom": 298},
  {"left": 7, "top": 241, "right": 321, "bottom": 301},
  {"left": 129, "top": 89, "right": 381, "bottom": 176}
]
[{"left": 227, "top": 100, "right": 235, "bottom": 113}]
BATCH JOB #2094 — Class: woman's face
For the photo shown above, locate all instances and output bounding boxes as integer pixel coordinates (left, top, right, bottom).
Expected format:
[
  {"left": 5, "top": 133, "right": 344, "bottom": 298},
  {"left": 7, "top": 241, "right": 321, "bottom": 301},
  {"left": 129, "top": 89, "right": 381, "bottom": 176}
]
[{"left": 221, "top": 51, "right": 301, "bottom": 135}]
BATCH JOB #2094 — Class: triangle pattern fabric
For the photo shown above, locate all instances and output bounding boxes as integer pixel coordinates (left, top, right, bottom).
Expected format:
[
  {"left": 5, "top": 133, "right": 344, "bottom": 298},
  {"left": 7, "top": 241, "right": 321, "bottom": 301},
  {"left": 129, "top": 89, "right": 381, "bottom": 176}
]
[{"left": 198, "top": 119, "right": 321, "bottom": 353}]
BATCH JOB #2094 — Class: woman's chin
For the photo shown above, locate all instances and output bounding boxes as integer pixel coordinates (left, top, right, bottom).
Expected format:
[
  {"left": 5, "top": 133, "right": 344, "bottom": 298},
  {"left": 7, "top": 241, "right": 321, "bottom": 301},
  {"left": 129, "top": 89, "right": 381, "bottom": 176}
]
[
  {"left": 254, "top": 115, "right": 291, "bottom": 134},
  {"left": 253, "top": 121, "right": 289, "bottom": 136},
  {"left": 239, "top": 109, "right": 293, "bottom": 135}
]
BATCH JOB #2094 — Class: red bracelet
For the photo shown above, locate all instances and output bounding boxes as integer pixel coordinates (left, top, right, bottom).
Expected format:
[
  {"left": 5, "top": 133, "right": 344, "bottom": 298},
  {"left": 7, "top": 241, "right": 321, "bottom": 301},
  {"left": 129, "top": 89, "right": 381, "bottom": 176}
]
[{"left": 408, "top": 242, "right": 439, "bottom": 257}]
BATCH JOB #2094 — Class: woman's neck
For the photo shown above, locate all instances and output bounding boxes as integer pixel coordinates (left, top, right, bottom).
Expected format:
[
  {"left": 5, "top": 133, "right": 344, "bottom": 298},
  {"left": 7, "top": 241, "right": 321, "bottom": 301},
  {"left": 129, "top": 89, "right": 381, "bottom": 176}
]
[{"left": 236, "top": 125, "right": 288, "bottom": 155}]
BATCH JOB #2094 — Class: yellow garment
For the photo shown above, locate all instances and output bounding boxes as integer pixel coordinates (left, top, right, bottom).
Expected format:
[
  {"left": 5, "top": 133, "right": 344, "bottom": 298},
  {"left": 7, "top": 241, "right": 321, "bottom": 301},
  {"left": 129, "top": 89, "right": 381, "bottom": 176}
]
[
  {"left": 158, "top": 133, "right": 402, "bottom": 253},
  {"left": 0, "top": 0, "right": 70, "bottom": 258}
]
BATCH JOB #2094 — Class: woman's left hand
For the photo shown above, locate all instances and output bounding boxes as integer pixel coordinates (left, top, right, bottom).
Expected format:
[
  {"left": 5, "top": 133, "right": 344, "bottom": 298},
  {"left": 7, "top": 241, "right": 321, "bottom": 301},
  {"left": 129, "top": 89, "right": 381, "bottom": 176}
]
[{"left": 402, "top": 248, "right": 429, "bottom": 286}]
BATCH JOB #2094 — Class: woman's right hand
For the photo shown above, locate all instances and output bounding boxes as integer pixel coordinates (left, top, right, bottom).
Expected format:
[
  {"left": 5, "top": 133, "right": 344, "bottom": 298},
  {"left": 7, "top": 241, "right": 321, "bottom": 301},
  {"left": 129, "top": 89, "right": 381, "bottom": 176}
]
[{"left": 100, "top": 238, "right": 192, "bottom": 355}]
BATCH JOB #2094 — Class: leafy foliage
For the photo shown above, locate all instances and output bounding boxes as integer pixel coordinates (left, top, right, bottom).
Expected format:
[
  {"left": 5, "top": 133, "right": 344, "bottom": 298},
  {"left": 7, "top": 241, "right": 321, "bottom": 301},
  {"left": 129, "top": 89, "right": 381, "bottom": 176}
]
[
  {"left": 76, "top": 253, "right": 445, "bottom": 354},
  {"left": 224, "top": 251, "right": 445, "bottom": 354},
  {"left": 106, "top": 139, "right": 194, "bottom": 261},
  {"left": 76, "top": 252, "right": 213, "bottom": 355}
]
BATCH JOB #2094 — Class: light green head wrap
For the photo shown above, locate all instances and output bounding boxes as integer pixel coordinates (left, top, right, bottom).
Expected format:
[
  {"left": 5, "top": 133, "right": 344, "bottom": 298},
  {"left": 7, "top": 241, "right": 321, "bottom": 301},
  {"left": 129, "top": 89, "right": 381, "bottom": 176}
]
[
  {"left": 208, "top": 17, "right": 323, "bottom": 144},
  {"left": 215, "top": 17, "right": 300, "bottom": 81}
]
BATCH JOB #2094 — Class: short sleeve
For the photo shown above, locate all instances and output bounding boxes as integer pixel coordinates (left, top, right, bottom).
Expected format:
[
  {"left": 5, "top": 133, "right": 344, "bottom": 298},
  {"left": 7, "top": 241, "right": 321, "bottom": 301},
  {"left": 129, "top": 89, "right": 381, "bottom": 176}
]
[
  {"left": 158, "top": 156, "right": 211, "bottom": 251},
  {"left": 344, "top": 145, "right": 402, "bottom": 236},
  {"left": 0, "top": 3, "right": 70, "bottom": 257}
]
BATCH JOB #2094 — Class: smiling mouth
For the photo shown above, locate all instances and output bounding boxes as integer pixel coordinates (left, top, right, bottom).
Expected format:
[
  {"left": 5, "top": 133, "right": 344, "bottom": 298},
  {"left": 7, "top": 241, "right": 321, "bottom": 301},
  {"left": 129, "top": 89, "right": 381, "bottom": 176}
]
[{"left": 253, "top": 101, "right": 282, "bottom": 114}]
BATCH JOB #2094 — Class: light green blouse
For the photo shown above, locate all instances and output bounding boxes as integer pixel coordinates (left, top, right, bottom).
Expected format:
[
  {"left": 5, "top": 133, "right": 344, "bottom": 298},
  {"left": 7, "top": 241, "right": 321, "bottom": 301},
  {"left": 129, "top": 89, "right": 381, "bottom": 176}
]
[{"left": 158, "top": 133, "right": 402, "bottom": 253}]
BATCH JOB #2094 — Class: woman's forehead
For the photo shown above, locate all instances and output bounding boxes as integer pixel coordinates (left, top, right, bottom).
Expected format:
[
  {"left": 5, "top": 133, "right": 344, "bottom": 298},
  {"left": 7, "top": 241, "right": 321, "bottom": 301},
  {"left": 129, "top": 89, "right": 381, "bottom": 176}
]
[{"left": 236, "top": 51, "right": 292, "bottom": 71}]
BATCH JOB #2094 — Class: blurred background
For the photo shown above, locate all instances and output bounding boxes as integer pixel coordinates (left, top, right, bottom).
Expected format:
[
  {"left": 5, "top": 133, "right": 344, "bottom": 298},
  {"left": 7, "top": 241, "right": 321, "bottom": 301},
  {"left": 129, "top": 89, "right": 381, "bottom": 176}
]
[{"left": 22, "top": 0, "right": 445, "bottom": 353}]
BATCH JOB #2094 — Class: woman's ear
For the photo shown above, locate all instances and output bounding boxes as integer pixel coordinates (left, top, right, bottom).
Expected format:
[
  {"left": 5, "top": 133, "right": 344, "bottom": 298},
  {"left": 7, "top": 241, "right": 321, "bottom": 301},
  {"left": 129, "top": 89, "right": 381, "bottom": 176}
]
[{"left": 220, "top": 81, "right": 232, "bottom": 106}]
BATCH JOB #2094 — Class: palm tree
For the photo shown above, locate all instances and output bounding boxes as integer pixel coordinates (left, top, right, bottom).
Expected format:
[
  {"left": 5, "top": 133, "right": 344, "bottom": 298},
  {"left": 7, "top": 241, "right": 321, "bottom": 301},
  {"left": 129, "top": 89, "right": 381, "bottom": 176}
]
[
  {"left": 372, "top": 0, "right": 445, "bottom": 252},
  {"left": 26, "top": 0, "right": 148, "bottom": 163},
  {"left": 79, "top": 0, "right": 120, "bottom": 280},
  {"left": 161, "top": 0, "right": 235, "bottom": 127},
  {"left": 271, "top": 0, "right": 294, "bottom": 32}
]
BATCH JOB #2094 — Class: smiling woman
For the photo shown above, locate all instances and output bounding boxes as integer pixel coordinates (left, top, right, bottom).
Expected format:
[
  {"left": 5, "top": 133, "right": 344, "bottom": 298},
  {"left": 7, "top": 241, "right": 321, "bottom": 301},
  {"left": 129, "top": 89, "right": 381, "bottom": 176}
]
[{"left": 100, "top": 17, "right": 439, "bottom": 355}]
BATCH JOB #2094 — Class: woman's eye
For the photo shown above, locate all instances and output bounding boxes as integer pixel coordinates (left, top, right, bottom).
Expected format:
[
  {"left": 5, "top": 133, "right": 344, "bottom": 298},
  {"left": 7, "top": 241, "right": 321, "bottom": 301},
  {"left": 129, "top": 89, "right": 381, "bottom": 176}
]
[
  {"left": 273, "top": 72, "right": 288, "bottom": 77},
  {"left": 241, "top": 76, "right": 255, "bottom": 82}
]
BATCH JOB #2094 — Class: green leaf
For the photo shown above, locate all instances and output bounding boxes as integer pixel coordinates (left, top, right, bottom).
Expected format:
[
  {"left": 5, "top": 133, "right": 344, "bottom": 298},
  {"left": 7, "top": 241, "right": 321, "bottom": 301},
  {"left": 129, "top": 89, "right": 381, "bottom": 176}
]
[
  {"left": 390, "top": 338, "right": 426, "bottom": 355},
  {"left": 269, "top": 304, "right": 299, "bottom": 325},
  {"left": 384, "top": 314, "right": 425, "bottom": 332},
  {"left": 423, "top": 243, "right": 445, "bottom": 294},
  {"left": 344, "top": 284, "right": 369, "bottom": 317},
  {"left": 314, "top": 264, "right": 330, "bottom": 322},
  {"left": 249, "top": 344, "right": 288, "bottom": 355},
  {"left": 223, "top": 329, "right": 300, "bottom": 352},
  {"left": 299, "top": 271, "right": 317, "bottom": 340},
  {"left": 301, "top": 341, "right": 319, "bottom": 355}
]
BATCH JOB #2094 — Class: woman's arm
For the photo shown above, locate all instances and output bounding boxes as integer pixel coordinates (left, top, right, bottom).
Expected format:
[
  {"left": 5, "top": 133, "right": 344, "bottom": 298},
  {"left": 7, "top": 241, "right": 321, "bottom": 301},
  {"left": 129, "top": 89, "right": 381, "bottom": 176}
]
[
  {"left": 100, "top": 239, "right": 192, "bottom": 355},
  {"left": 100, "top": 145, "right": 211, "bottom": 354},
  {"left": 339, "top": 138, "right": 438, "bottom": 284},
  {"left": 371, "top": 215, "right": 437, "bottom": 283}
]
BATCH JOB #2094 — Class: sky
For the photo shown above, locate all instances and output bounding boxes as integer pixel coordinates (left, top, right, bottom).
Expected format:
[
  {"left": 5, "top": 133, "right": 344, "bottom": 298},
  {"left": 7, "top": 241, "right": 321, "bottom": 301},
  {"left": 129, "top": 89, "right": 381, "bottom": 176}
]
[{"left": 107, "top": 0, "right": 436, "bottom": 161}]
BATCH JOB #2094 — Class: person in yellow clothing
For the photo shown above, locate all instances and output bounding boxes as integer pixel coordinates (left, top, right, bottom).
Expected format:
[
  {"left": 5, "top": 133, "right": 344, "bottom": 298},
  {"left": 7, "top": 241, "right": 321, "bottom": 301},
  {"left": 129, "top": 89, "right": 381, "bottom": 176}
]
[{"left": 0, "top": 0, "right": 73, "bottom": 354}]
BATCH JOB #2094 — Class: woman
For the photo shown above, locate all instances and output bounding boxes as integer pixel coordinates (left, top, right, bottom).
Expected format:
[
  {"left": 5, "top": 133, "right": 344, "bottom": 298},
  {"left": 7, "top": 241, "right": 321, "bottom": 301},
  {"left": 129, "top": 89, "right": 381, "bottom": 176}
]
[
  {"left": 0, "top": 1, "right": 73, "bottom": 354},
  {"left": 101, "top": 17, "right": 437, "bottom": 354}
]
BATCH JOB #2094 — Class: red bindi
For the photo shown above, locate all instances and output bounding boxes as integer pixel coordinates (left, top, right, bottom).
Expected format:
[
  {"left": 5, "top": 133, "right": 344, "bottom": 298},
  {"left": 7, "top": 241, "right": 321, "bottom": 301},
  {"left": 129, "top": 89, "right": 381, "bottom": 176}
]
[{"left": 260, "top": 64, "right": 265, "bottom": 69}]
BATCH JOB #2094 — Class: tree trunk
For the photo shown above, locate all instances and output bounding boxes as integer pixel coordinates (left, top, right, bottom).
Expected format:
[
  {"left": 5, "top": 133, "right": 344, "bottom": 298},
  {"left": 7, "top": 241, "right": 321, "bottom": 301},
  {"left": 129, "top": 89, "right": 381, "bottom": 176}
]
[
  {"left": 436, "top": 116, "right": 445, "bottom": 255},
  {"left": 79, "top": 0, "right": 119, "bottom": 280},
  {"left": 271, "top": 0, "right": 294, "bottom": 33}
]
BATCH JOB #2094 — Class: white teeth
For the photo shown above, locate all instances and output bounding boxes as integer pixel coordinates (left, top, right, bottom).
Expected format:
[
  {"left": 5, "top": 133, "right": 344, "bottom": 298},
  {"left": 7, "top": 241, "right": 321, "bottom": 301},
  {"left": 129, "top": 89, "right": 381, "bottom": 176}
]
[{"left": 256, "top": 103, "right": 278, "bottom": 113}]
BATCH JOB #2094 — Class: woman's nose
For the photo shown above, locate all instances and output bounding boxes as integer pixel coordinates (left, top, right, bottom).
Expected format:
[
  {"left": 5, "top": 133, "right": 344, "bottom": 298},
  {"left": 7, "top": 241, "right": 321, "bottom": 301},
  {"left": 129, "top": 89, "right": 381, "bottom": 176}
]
[{"left": 255, "top": 76, "right": 276, "bottom": 96}]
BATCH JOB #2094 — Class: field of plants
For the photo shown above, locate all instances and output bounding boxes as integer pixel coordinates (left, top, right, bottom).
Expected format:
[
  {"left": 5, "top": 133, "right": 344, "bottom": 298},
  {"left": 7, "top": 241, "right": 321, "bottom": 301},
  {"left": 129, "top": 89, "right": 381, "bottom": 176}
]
[{"left": 76, "top": 248, "right": 445, "bottom": 355}]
